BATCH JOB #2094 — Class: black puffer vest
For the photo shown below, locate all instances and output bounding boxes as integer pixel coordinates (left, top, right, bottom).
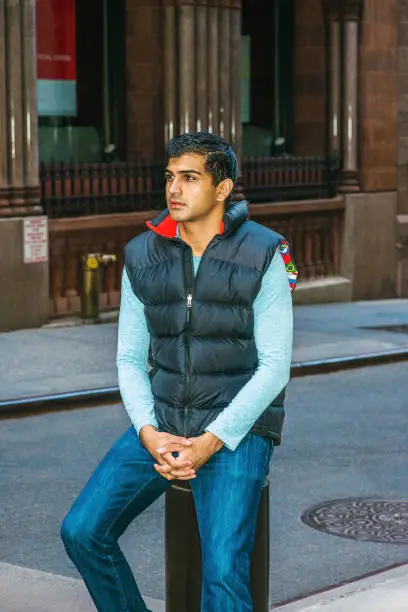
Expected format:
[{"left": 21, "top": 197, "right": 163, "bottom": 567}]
[{"left": 125, "top": 201, "right": 288, "bottom": 445}]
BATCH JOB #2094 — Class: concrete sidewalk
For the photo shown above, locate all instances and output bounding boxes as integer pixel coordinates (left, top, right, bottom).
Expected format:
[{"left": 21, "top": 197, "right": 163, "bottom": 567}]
[
  {"left": 2, "top": 561, "right": 407, "bottom": 611},
  {"left": 0, "top": 562, "right": 164, "bottom": 612},
  {"left": 272, "top": 564, "right": 408, "bottom": 611},
  {"left": 1, "top": 299, "right": 408, "bottom": 402}
]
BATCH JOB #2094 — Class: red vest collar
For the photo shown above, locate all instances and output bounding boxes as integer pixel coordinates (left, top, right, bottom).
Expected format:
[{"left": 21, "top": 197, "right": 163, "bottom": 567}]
[{"left": 147, "top": 215, "right": 225, "bottom": 238}]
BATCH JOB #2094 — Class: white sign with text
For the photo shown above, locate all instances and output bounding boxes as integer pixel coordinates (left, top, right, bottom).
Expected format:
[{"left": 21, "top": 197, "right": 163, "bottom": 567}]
[{"left": 23, "top": 217, "right": 49, "bottom": 264}]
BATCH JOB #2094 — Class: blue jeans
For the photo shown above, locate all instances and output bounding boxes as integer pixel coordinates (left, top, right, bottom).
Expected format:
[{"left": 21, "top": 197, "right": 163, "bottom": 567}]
[{"left": 61, "top": 426, "right": 273, "bottom": 612}]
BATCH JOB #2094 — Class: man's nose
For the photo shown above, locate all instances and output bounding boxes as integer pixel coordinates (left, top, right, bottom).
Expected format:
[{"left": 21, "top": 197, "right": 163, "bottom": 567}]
[{"left": 169, "top": 177, "right": 182, "bottom": 195}]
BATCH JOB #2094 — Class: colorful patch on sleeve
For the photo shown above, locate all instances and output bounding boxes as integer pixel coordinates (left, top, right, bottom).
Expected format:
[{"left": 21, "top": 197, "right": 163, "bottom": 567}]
[{"left": 278, "top": 240, "right": 298, "bottom": 292}]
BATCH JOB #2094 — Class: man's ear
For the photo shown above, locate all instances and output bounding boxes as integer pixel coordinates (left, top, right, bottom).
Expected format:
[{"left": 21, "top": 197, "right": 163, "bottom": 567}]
[{"left": 216, "top": 178, "right": 234, "bottom": 202}]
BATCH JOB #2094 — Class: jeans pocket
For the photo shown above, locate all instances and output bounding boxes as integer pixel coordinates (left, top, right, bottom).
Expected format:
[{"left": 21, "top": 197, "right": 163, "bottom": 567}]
[
  {"left": 253, "top": 435, "right": 273, "bottom": 477},
  {"left": 246, "top": 433, "right": 273, "bottom": 479}
]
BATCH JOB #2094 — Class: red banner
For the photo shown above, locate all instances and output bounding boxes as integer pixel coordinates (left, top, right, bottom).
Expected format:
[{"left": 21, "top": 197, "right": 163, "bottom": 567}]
[{"left": 36, "top": 0, "right": 76, "bottom": 81}]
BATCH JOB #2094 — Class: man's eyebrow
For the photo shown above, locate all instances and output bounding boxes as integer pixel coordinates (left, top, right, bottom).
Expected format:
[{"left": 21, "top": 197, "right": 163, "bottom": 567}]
[{"left": 165, "top": 169, "right": 202, "bottom": 176}]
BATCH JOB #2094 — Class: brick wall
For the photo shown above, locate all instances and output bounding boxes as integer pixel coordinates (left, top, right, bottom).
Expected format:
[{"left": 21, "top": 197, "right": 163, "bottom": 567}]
[
  {"left": 360, "top": 0, "right": 398, "bottom": 192},
  {"left": 125, "top": 0, "right": 165, "bottom": 162},
  {"left": 398, "top": 0, "right": 408, "bottom": 213},
  {"left": 397, "top": 0, "right": 408, "bottom": 297},
  {"left": 294, "top": 0, "right": 327, "bottom": 156}
]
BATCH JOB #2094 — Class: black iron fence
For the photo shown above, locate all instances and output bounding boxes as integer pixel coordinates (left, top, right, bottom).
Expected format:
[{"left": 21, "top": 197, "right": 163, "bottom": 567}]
[
  {"left": 242, "top": 155, "right": 340, "bottom": 203},
  {"left": 40, "top": 162, "right": 165, "bottom": 218},
  {"left": 40, "top": 156, "right": 340, "bottom": 218}
]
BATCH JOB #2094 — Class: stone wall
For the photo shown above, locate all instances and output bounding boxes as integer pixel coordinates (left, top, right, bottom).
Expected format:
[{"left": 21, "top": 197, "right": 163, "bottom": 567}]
[
  {"left": 341, "top": 192, "right": 397, "bottom": 300},
  {"left": 0, "top": 219, "right": 49, "bottom": 332},
  {"left": 294, "top": 0, "right": 327, "bottom": 156},
  {"left": 360, "top": 0, "right": 398, "bottom": 192},
  {"left": 397, "top": 0, "right": 408, "bottom": 296},
  {"left": 125, "top": 0, "right": 165, "bottom": 162},
  {"left": 398, "top": 0, "right": 408, "bottom": 214}
]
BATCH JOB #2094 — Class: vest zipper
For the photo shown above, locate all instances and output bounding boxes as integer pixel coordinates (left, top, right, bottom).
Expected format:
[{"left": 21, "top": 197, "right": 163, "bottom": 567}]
[
  {"left": 182, "top": 237, "right": 220, "bottom": 436},
  {"left": 187, "top": 293, "right": 193, "bottom": 310},
  {"left": 183, "top": 247, "right": 194, "bottom": 437},
  {"left": 184, "top": 291, "right": 193, "bottom": 436}
]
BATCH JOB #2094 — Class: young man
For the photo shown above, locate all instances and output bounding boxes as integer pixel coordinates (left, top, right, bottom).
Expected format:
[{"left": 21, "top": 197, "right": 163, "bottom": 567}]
[{"left": 61, "top": 132, "right": 296, "bottom": 612}]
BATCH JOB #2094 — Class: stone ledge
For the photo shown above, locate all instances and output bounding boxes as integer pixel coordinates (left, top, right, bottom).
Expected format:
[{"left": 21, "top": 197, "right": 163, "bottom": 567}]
[
  {"left": 43, "top": 280, "right": 354, "bottom": 328},
  {"left": 44, "top": 277, "right": 355, "bottom": 328},
  {"left": 397, "top": 214, "right": 408, "bottom": 237},
  {"left": 44, "top": 310, "right": 119, "bottom": 329},
  {"left": 294, "top": 276, "right": 352, "bottom": 305}
]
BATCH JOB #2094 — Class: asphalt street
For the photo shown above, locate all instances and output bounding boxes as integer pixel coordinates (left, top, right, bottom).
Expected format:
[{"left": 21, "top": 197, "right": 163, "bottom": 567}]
[{"left": 1, "top": 363, "right": 408, "bottom": 606}]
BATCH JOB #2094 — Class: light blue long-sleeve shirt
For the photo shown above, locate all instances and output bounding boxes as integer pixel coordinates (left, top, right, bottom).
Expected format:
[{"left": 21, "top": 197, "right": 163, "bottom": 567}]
[{"left": 117, "top": 250, "right": 293, "bottom": 451}]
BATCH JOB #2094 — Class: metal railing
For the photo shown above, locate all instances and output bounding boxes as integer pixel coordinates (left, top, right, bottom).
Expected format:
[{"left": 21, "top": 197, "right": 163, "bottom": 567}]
[
  {"left": 242, "top": 155, "right": 340, "bottom": 203},
  {"left": 40, "top": 156, "right": 340, "bottom": 218},
  {"left": 40, "top": 161, "right": 164, "bottom": 218}
]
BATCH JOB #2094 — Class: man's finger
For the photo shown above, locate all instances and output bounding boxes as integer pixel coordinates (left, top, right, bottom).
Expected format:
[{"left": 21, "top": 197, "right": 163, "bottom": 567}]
[
  {"left": 172, "top": 471, "right": 196, "bottom": 479},
  {"left": 154, "top": 462, "right": 172, "bottom": 473},
  {"left": 157, "top": 440, "right": 191, "bottom": 452},
  {"left": 154, "top": 466, "right": 195, "bottom": 481},
  {"left": 156, "top": 444, "right": 189, "bottom": 454},
  {"left": 153, "top": 465, "right": 174, "bottom": 480},
  {"left": 163, "top": 436, "right": 192, "bottom": 447},
  {"left": 161, "top": 452, "right": 192, "bottom": 468},
  {"left": 155, "top": 462, "right": 195, "bottom": 475},
  {"left": 154, "top": 464, "right": 196, "bottom": 479}
]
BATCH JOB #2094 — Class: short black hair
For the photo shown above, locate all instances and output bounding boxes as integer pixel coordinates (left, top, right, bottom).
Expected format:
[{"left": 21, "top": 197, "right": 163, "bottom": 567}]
[{"left": 167, "top": 132, "right": 238, "bottom": 193}]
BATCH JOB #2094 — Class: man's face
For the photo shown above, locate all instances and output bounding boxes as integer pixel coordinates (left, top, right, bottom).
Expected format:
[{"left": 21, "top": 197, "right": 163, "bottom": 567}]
[{"left": 165, "top": 153, "right": 230, "bottom": 223}]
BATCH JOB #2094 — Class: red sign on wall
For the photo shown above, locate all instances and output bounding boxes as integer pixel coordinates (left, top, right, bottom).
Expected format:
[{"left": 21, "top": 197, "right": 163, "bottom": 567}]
[
  {"left": 36, "top": 0, "right": 77, "bottom": 116},
  {"left": 36, "top": 0, "right": 76, "bottom": 81}
]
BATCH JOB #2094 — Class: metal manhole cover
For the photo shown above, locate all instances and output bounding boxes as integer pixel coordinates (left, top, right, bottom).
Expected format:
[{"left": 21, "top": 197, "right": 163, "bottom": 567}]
[
  {"left": 359, "top": 324, "right": 408, "bottom": 334},
  {"left": 301, "top": 498, "right": 408, "bottom": 544}
]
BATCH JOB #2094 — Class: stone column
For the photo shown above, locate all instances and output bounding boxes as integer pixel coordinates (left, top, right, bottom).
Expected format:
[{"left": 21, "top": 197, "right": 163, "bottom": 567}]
[
  {"left": 164, "top": 0, "right": 243, "bottom": 157},
  {"left": 340, "top": 0, "right": 364, "bottom": 192},
  {"left": 325, "top": 1, "right": 341, "bottom": 157},
  {"left": 0, "top": 2, "right": 8, "bottom": 190},
  {"left": 207, "top": 1, "right": 220, "bottom": 134},
  {"left": 219, "top": 1, "right": 231, "bottom": 141},
  {"left": 164, "top": 1, "right": 177, "bottom": 144},
  {"left": 230, "top": 0, "right": 242, "bottom": 154},
  {"left": 0, "top": 0, "right": 48, "bottom": 331},
  {"left": 0, "top": 0, "right": 41, "bottom": 216},
  {"left": 179, "top": 1, "right": 196, "bottom": 133},
  {"left": 230, "top": 0, "right": 244, "bottom": 200},
  {"left": 6, "top": 0, "right": 25, "bottom": 190},
  {"left": 196, "top": 0, "right": 208, "bottom": 133},
  {"left": 331, "top": 18, "right": 341, "bottom": 155},
  {"left": 21, "top": 1, "right": 39, "bottom": 199}
]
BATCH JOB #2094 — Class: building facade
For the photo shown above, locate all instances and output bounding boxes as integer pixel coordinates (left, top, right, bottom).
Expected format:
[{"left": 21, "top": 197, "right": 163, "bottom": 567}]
[{"left": 0, "top": 0, "right": 406, "bottom": 331}]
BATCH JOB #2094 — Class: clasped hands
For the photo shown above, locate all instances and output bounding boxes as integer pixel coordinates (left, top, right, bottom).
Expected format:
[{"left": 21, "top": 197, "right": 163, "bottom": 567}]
[{"left": 139, "top": 425, "right": 224, "bottom": 481}]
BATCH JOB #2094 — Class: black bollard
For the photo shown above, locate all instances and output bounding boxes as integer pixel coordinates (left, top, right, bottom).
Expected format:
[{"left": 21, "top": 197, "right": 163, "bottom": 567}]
[{"left": 165, "top": 479, "right": 270, "bottom": 612}]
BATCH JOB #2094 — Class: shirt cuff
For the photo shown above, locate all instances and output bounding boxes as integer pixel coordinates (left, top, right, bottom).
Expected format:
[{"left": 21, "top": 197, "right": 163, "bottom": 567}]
[
  {"left": 205, "top": 425, "right": 242, "bottom": 452},
  {"left": 136, "top": 419, "right": 159, "bottom": 437}
]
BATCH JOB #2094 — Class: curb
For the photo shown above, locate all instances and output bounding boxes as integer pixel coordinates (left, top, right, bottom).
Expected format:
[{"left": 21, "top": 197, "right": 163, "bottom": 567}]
[
  {"left": 271, "top": 561, "right": 408, "bottom": 609},
  {"left": 290, "top": 347, "right": 408, "bottom": 377},
  {"left": 1, "top": 348, "right": 408, "bottom": 417},
  {"left": 0, "top": 387, "right": 120, "bottom": 417},
  {"left": 271, "top": 563, "right": 408, "bottom": 611}
]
